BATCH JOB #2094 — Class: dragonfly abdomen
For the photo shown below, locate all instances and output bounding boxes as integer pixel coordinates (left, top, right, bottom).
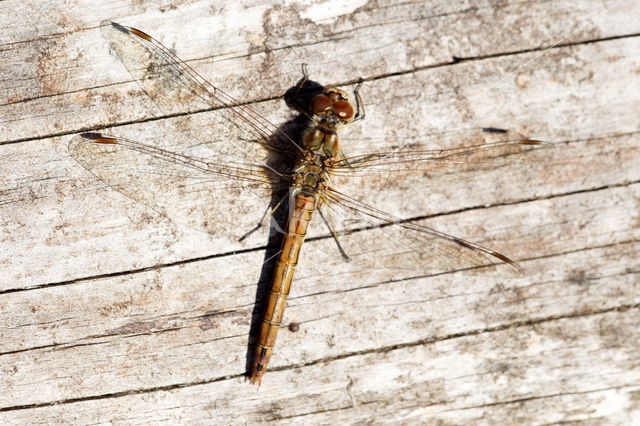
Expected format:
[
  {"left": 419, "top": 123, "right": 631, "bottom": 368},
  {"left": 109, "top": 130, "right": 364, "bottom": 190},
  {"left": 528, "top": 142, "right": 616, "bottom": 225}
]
[{"left": 249, "top": 191, "right": 319, "bottom": 384}]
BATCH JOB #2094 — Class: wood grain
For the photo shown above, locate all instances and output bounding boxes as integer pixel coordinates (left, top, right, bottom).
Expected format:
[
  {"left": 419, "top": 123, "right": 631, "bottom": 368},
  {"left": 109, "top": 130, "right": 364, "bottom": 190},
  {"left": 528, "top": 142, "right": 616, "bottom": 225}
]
[{"left": 1, "top": 0, "right": 639, "bottom": 424}]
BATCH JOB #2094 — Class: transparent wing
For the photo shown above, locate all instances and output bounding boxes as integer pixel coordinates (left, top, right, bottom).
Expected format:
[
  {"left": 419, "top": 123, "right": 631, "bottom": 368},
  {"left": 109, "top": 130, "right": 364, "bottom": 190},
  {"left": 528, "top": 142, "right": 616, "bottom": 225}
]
[
  {"left": 329, "top": 139, "right": 545, "bottom": 188},
  {"left": 69, "top": 133, "right": 288, "bottom": 236},
  {"left": 70, "top": 22, "right": 304, "bottom": 236},
  {"left": 317, "top": 186, "right": 523, "bottom": 279},
  {"left": 100, "top": 21, "right": 303, "bottom": 160}
]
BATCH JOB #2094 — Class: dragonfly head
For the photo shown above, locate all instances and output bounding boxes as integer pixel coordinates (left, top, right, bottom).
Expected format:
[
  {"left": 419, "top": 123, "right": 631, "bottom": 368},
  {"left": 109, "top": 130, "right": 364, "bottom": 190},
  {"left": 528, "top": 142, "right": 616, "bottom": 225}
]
[{"left": 310, "top": 88, "right": 355, "bottom": 124}]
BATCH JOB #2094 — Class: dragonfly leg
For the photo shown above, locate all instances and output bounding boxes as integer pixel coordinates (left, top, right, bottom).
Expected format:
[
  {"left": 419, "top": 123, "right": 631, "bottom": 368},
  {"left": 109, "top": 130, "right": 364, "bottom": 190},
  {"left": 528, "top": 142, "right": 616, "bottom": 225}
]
[
  {"left": 238, "top": 195, "right": 288, "bottom": 242},
  {"left": 318, "top": 206, "right": 350, "bottom": 261},
  {"left": 351, "top": 79, "right": 365, "bottom": 123}
]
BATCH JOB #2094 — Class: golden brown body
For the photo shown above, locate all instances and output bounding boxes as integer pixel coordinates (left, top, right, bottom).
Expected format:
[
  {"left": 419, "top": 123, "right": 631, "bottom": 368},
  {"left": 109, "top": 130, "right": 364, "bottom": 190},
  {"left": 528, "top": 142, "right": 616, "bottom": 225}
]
[
  {"left": 249, "top": 87, "right": 357, "bottom": 384},
  {"left": 249, "top": 192, "right": 318, "bottom": 384}
]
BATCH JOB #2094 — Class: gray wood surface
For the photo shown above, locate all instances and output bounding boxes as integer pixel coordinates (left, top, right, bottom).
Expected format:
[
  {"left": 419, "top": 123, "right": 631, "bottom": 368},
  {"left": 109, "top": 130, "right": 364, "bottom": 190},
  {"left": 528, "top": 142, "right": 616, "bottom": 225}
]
[{"left": 1, "top": 0, "right": 639, "bottom": 424}]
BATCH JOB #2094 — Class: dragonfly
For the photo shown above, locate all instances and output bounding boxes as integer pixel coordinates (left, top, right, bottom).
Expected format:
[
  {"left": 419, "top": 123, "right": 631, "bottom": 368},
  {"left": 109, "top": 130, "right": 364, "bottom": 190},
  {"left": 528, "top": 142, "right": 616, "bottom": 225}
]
[{"left": 69, "top": 21, "right": 543, "bottom": 385}]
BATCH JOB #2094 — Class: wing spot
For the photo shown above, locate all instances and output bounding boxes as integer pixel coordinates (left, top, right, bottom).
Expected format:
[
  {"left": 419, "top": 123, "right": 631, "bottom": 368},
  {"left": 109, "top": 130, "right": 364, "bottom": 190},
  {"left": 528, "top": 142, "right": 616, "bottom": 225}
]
[
  {"left": 80, "top": 133, "right": 117, "bottom": 144},
  {"left": 130, "top": 27, "right": 153, "bottom": 41}
]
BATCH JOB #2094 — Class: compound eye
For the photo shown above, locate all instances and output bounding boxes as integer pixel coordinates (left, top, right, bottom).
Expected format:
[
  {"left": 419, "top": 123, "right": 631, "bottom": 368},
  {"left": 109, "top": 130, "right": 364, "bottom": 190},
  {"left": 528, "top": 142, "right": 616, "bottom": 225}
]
[
  {"left": 332, "top": 100, "right": 354, "bottom": 121},
  {"left": 310, "top": 94, "right": 332, "bottom": 114}
]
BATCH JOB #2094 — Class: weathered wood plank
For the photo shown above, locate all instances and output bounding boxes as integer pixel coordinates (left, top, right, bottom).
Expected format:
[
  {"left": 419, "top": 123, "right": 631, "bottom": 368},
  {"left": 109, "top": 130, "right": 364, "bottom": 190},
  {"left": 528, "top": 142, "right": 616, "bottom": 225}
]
[
  {"left": 1, "top": 0, "right": 639, "bottom": 423},
  {"left": 1, "top": 308, "right": 639, "bottom": 423}
]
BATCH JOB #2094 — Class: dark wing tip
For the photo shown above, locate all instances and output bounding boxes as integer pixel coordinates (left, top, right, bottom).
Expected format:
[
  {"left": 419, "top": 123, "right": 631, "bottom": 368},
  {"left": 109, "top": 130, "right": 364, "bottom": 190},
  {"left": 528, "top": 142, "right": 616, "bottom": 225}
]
[
  {"left": 452, "top": 237, "right": 524, "bottom": 276},
  {"left": 108, "top": 21, "right": 152, "bottom": 41},
  {"left": 78, "top": 133, "right": 118, "bottom": 144},
  {"left": 109, "top": 21, "right": 128, "bottom": 33},
  {"left": 519, "top": 139, "right": 546, "bottom": 145},
  {"left": 491, "top": 251, "right": 524, "bottom": 275}
]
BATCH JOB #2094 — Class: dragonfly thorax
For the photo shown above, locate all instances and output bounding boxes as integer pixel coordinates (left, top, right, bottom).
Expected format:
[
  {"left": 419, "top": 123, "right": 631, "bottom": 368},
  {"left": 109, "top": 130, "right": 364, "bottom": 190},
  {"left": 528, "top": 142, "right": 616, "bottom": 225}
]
[
  {"left": 302, "top": 87, "right": 355, "bottom": 156},
  {"left": 292, "top": 154, "right": 329, "bottom": 190},
  {"left": 299, "top": 170, "right": 324, "bottom": 188},
  {"left": 303, "top": 125, "right": 341, "bottom": 157}
]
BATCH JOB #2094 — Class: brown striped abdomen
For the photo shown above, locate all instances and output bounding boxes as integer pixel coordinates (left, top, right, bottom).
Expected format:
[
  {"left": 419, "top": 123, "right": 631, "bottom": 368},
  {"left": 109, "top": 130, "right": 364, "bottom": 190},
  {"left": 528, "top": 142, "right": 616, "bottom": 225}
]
[{"left": 249, "top": 191, "right": 318, "bottom": 384}]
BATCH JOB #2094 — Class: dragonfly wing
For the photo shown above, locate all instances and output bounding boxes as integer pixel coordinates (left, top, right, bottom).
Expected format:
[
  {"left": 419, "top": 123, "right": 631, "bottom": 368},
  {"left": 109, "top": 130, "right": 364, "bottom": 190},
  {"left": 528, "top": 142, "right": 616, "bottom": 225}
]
[
  {"left": 101, "top": 21, "right": 302, "bottom": 163},
  {"left": 69, "top": 133, "right": 285, "bottom": 237},
  {"left": 329, "top": 139, "right": 546, "bottom": 193},
  {"left": 317, "top": 186, "right": 523, "bottom": 279}
]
